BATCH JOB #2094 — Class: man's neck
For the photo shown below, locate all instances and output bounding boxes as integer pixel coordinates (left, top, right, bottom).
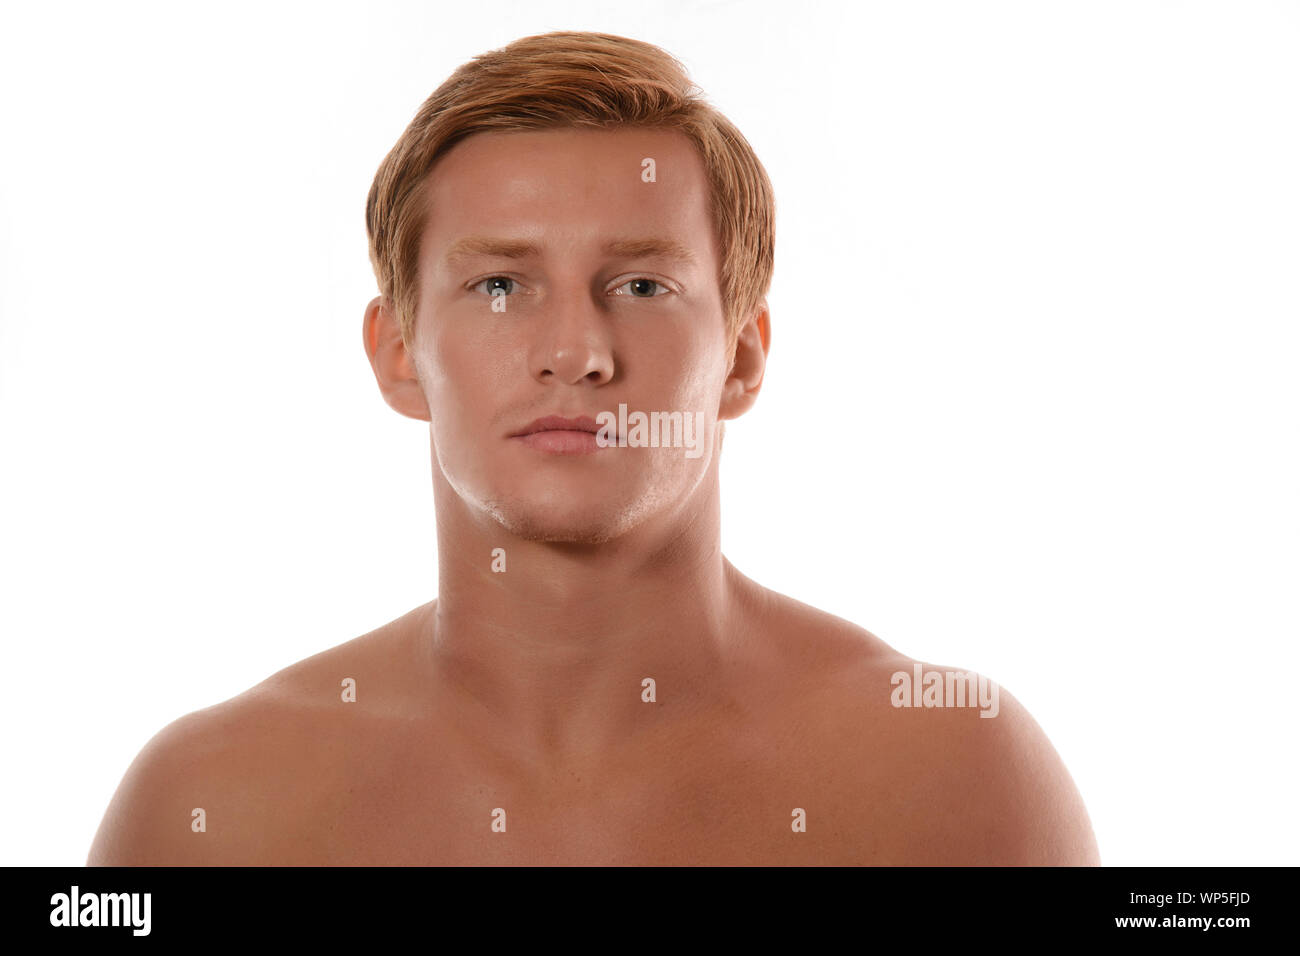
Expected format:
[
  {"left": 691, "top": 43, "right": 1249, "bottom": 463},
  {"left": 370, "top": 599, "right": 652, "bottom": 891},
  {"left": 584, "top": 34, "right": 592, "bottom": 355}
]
[{"left": 421, "top": 461, "right": 749, "bottom": 769}]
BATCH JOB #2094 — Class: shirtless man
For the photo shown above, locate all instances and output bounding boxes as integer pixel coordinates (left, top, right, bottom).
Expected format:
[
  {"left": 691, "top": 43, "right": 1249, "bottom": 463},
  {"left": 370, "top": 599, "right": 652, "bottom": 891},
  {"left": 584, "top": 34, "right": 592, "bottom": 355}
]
[{"left": 87, "top": 31, "right": 1099, "bottom": 866}]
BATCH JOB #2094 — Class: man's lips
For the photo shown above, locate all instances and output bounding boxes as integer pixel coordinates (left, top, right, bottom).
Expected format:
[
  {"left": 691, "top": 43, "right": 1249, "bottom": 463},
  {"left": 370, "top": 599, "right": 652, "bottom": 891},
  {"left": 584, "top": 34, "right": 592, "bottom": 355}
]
[
  {"left": 509, "top": 414, "right": 616, "bottom": 455},
  {"left": 509, "top": 415, "right": 603, "bottom": 438}
]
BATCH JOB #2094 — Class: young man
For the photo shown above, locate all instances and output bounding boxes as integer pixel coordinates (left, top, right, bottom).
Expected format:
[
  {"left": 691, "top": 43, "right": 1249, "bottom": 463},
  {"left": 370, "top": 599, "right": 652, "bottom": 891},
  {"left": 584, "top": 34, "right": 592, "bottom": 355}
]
[{"left": 88, "top": 31, "right": 1099, "bottom": 865}]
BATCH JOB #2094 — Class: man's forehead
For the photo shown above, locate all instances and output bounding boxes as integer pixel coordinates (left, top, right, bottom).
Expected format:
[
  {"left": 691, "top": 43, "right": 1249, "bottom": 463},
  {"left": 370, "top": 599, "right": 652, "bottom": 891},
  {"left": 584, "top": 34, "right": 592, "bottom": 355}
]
[
  {"left": 426, "top": 127, "right": 704, "bottom": 201},
  {"left": 434, "top": 125, "right": 698, "bottom": 167},
  {"left": 421, "top": 126, "right": 714, "bottom": 261}
]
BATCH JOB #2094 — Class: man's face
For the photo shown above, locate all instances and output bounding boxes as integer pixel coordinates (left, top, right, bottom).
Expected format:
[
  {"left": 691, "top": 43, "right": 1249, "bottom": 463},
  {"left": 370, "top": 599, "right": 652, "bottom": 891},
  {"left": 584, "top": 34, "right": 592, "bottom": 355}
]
[{"left": 408, "top": 127, "right": 732, "bottom": 543}]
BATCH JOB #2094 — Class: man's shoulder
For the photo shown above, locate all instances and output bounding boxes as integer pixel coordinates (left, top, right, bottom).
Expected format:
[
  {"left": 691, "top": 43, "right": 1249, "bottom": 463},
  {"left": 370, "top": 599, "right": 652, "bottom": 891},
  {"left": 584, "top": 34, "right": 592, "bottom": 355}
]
[
  {"left": 86, "top": 605, "right": 428, "bottom": 865},
  {"left": 142, "top": 600, "right": 423, "bottom": 750},
  {"left": 85, "top": 680, "right": 335, "bottom": 865},
  {"left": 740, "top": 584, "right": 900, "bottom": 683},
  {"left": 748, "top": 588, "right": 1100, "bottom": 864}
]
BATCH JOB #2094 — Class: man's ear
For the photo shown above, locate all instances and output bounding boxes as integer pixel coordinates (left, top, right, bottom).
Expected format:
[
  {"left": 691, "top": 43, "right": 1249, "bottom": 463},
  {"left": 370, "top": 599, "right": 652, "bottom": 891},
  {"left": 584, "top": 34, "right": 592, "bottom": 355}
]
[
  {"left": 718, "top": 302, "right": 771, "bottom": 421},
  {"left": 362, "top": 295, "right": 430, "bottom": 421}
]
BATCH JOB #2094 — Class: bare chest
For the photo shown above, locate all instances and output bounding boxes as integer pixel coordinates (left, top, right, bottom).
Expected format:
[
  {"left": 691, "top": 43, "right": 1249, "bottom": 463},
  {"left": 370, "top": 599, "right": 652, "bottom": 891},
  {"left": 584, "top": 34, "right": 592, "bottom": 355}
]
[{"left": 259, "top": 719, "right": 900, "bottom": 865}]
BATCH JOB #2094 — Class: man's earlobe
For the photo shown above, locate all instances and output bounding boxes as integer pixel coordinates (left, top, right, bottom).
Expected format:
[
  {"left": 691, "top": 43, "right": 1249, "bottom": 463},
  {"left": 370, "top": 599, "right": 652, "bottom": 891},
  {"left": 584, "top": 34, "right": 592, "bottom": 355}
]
[
  {"left": 362, "top": 296, "right": 431, "bottom": 421},
  {"left": 719, "top": 304, "right": 770, "bottom": 421}
]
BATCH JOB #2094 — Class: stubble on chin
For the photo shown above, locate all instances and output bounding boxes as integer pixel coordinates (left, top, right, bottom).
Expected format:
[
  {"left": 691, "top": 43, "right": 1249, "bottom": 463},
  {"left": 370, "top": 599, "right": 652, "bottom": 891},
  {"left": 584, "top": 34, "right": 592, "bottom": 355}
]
[{"left": 478, "top": 493, "right": 657, "bottom": 546}]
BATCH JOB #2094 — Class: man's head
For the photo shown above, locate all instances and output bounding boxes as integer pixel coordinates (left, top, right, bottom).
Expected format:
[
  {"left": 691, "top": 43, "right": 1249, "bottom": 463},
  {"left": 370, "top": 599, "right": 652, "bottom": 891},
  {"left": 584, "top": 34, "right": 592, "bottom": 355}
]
[{"left": 363, "top": 32, "right": 774, "bottom": 544}]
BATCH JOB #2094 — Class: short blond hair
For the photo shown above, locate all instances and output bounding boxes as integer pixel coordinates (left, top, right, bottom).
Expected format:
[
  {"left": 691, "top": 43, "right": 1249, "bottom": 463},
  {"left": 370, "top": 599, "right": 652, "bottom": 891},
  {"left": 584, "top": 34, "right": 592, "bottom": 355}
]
[{"left": 365, "top": 31, "right": 775, "bottom": 353}]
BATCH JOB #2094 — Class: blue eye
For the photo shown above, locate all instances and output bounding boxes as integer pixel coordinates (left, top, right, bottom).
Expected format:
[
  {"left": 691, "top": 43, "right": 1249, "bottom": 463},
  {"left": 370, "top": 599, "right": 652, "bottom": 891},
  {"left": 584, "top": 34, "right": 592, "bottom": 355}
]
[
  {"left": 613, "top": 278, "right": 669, "bottom": 297},
  {"left": 472, "top": 276, "right": 515, "bottom": 296},
  {"left": 470, "top": 276, "right": 671, "bottom": 298}
]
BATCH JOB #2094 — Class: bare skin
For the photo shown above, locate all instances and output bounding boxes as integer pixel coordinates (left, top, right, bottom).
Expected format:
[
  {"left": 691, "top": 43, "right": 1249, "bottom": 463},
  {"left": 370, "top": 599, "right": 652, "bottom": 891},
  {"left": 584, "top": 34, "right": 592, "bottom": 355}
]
[{"left": 87, "top": 127, "right": 1099, "bottom": 866}]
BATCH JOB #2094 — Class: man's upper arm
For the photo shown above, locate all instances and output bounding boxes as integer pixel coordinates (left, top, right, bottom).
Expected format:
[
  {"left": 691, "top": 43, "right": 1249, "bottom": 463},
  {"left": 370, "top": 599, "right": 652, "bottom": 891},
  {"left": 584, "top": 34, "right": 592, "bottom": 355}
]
[
  {"left": 929, "top": 681, "right": 1101, "bottom": 866},
  {"left": 87, "top": 707, "right": 251, "bottom": 866}
]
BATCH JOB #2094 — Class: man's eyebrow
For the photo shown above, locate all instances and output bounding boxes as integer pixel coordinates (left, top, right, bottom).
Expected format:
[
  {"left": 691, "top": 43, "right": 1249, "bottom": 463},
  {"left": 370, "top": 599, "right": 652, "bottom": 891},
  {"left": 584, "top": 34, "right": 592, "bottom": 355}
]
[
  {"left": 442, "top": 236, "right": 697, "bottom": 265},
  {"left": 602, "top": 237, "right": 697, "bottom": 264},
  {"left": 443, "top": 237, "right": 539, "bottom": 263}
]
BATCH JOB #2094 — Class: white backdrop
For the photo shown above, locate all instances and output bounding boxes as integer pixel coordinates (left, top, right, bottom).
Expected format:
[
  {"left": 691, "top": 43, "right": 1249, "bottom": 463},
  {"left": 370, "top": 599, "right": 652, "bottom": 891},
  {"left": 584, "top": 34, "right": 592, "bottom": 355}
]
[{"left": 1, "top": 0, "right": 1296, "bottom": 866}]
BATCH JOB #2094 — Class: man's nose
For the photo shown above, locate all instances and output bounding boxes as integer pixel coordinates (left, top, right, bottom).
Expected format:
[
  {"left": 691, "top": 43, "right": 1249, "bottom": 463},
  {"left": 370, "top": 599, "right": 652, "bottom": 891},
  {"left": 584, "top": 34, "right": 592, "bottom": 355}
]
[{"left": 529, "top": 285, "right": 616, "bottom": 386}]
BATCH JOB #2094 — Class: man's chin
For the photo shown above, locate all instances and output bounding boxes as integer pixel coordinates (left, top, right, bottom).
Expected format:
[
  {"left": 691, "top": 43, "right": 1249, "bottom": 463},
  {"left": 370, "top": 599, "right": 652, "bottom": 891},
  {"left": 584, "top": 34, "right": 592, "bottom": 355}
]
[{"left": 483, "top": 499, "right": 645, "bottom": 546}]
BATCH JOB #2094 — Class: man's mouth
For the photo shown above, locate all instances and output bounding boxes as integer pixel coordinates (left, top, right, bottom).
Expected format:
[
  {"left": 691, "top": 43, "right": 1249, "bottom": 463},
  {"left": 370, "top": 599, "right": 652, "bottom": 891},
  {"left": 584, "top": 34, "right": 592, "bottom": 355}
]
[
  {"left": 509, "top": 415, "right": 603, "bottom": 437},
  {"left": 509, "top": 414, "right": 612, "bottom": 455}
]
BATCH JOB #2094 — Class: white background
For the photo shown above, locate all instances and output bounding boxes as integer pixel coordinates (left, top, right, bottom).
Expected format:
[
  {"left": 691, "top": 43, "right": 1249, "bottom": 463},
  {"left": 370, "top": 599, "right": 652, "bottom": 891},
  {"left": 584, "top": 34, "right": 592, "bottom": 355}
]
[{"left": 1, "top": 0, "right": 1296, "bottom": 866}]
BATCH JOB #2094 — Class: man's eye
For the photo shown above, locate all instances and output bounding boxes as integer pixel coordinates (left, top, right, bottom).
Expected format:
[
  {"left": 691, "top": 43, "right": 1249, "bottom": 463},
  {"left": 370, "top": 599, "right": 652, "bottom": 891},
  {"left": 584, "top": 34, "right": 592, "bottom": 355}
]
[
  {"left": 613, "top": 278, "right": 669, "bottom": 298},
  {"left": 471, "top": 276, "right": 516, "bottom": 296},
  {"left": 470, "top": 276, "right": 670, "bottom": 297}
]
